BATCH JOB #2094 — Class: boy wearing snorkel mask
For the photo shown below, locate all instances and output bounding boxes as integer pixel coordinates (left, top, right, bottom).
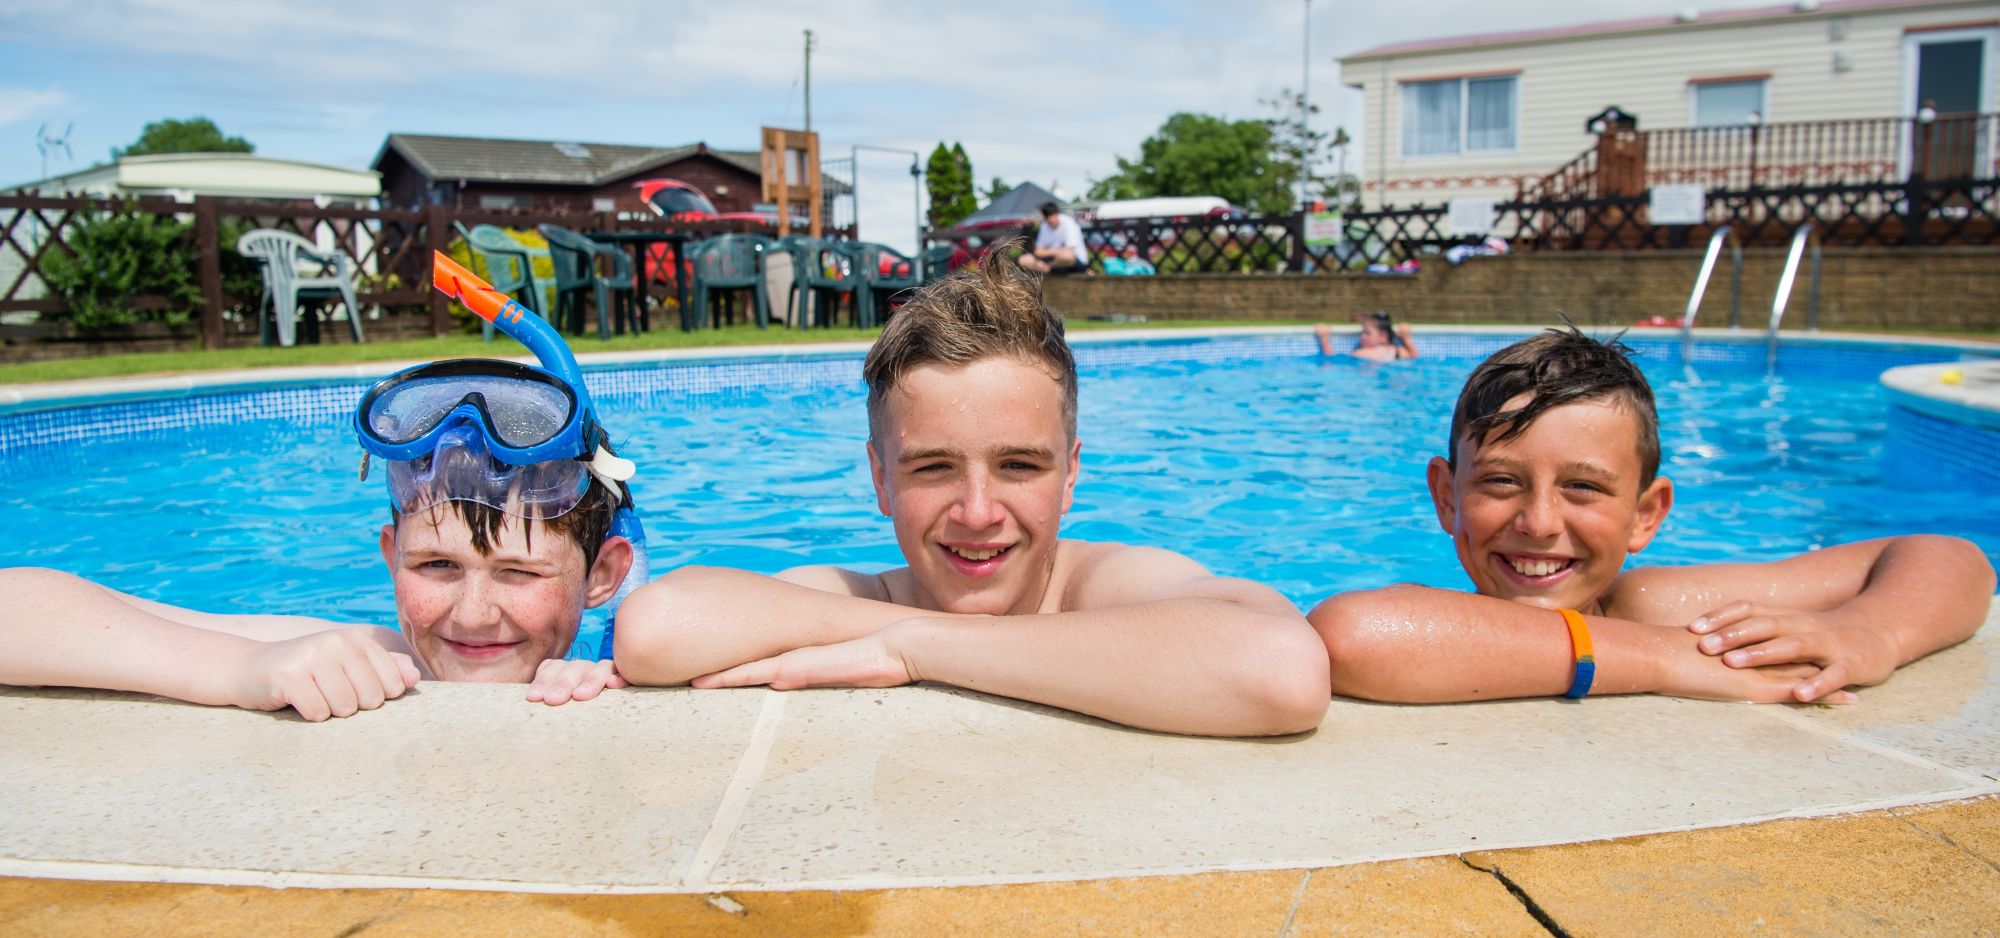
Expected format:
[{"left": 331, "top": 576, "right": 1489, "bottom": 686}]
[
  {"left": 0, "top": 255, "right": 644, "bottom": 720},
  {"left": 1305, "top": 326, "right": 1992, "bottom": 704},
  {"left": 611, "top": 250, "right": 1331, "bottom": 737}
]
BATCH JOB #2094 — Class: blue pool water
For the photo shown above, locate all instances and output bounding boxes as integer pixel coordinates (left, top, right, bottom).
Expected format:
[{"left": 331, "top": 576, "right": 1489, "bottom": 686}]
[{"left": 4, "top": 333, "right": 1998, "bottom": 657}]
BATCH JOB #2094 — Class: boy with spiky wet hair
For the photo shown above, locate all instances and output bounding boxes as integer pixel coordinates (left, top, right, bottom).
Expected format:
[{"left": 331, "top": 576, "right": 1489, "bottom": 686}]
[
  {"left": 614, "top": 248, "right": 1330, "bottom": 737},
  {"left": 1308, "top": 326, "right": 1993, "bottom": 703}
]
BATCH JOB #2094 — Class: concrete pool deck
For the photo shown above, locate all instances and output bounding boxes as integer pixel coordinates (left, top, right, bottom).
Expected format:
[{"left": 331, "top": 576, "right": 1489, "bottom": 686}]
[{"left": 2, "top": 600, "right": 1996, "bottom": 932}]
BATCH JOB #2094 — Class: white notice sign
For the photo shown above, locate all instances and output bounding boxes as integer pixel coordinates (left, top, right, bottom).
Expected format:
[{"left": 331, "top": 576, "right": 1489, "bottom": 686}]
[
  {"left": 1303, "top": 211, "right": 1345, "bottom": 248},
  {"left": 1447, "top": 198, "right": 1496, "bottom": 236},
  {"left": 1649, "top": 185, "right": 1707, "bottom": 225}
]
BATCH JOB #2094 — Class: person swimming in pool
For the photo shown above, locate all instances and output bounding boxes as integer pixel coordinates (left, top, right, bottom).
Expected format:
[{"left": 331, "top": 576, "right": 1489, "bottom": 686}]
[
  {"left": 1305, "top": 325, "right": 1994, "bottom": 704},
  {"left": 1315, "top": 312, "right": 1417, "bottom": 362},
  {"left": 611, "top": 248, "right": 1330, "bottom": 737},
  {"left": 0, "top": 255, "right": 645, "bottom": 720}
]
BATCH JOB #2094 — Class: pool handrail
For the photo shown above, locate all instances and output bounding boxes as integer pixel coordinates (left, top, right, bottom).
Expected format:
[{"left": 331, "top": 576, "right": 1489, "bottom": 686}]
[
  {"left": 1681, "top": 225, "right": 1744, "bottom": 364},
  {"left": 1765, "top": 222, "right": 1824, "bottom": 374}
]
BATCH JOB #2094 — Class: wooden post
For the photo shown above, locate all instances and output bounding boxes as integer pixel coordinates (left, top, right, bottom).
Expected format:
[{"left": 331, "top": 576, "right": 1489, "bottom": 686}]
[
  {"left": 425, "top": 203, "right": 452, "bottom": 335},
  {"left": 762, "top": 126, "right": 824, "bottom": 239},
  {"left": 193, "top": 197, "right": 225, "bottom": 349}
]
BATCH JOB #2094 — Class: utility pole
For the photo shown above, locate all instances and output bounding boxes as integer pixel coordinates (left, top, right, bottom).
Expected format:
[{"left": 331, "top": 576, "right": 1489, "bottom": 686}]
[
  {"left": 803, "top": 29, "right": 815, "bottom": 133},
  {"left": 1300, "top": 0, "right": 1312, "bottom": 209},
  {"left": 852, "top": 144, "right": 923, "bottom": 253}
]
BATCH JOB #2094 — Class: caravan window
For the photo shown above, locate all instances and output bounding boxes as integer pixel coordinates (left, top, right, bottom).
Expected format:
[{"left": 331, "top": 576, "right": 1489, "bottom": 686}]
[
  {"left": 1402, "top": 75, "right": 1517, "bottom": 157},
  {"left": 1691, "top": 78, "right": 1767, "bottom": 127}
]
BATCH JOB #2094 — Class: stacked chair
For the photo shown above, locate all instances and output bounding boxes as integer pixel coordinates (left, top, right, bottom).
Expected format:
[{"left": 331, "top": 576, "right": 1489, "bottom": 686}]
[
  {"left": 777, "top": 237, "right": 861, "bottom": 329},
  {"left": 453, "top": 223, "right": 549, "bottom": 342},
  {"left": 538, "top": 224, "right": 636, "bottom": 339},
  {"left": 235, "top": 228, "right": 364, "bottom": 347},
  {"left": 853, "top": 242, "right": 921, "bottom": 327},
  {"left": 685, "top": 234, "right": 775, "bottom": 328}
]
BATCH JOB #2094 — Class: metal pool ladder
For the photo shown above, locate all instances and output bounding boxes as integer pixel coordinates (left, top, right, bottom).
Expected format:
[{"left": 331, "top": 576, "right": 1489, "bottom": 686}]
[
  {"left": 1680, "top": 226, "right": 1743, "bottom": 365},
  {"left": 1764, "top": 222, "right": 1823, "bottom": 375}
]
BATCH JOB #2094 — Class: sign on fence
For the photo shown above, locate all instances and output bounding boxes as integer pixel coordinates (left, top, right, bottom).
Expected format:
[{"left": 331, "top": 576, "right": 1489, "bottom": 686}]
[
  {"left": 1447, "top": 199, "right": 1496, "bottom": 236},
  {"left": 1648, "top": 185, "right": 1707, "bottom": 225},
  {"left": 1303, "top": 211, "right": 1345, "bottom": 248}
]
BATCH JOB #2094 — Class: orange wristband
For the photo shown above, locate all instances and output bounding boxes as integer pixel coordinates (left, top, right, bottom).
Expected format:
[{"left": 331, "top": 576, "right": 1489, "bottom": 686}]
[{"left": 1560, "top": 608, "right": 1595, "bottom": 699}]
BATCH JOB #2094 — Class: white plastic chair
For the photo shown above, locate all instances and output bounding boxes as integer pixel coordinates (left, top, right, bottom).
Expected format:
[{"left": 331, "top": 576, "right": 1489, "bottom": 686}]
[{"left": 234, "top": 229, "right": 364, "bottom": 346}]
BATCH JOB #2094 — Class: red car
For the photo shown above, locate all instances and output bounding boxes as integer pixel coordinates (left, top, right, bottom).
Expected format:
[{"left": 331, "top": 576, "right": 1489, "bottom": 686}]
[
  {"left": 634, "top": 178, "right": 783, "bottom": 227},
  {"left": 633, "top": 179, "right": 826, "bottom": 285}
]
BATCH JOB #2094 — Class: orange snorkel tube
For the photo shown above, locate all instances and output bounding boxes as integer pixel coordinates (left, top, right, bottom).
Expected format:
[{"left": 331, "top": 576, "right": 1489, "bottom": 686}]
[{"left": 429, "top": 250, "right": 582, "bottom": 387}]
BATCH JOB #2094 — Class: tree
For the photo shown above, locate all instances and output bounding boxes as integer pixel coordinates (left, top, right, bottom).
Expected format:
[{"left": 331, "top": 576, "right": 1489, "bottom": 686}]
[
  {"left": 1089, "top": 98, "right": 1359, "bottom": 215},
  {"left": 983, "top": 176, "right": 1010, "bottom": 203},
  {"left": 1086, "top": 113, "right": 1288, "bottom": 214},
  {"left": 948, "top": 143, "right": 976, "bottom": 220},
  {"left": 115, "top": 117, "right": 253, "bottom": 159},
  {"left": 924, "top": 142, "right": 979, "bottom": 229},
  {"left": 1261, "top": 89, "right": 1360, "bottom": 210}
]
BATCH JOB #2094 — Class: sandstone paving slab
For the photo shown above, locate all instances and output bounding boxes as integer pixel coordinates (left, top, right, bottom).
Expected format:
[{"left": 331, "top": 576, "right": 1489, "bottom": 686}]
[
  {"left": 704, "top": 685, "right": 1992, "bottom": 889},
  {"left": 1896, "top": 797, "right": 2000, "bottom": 870},
  {"left": 1764, "top": 608, "right": 2000, "bottom": 780},
  {"left": 0, "top": 683, "right": 765, "bottom": 888},
  {"left": 1285, "top": 855, "right": 1546, "bottom": 937},
  {"left": 0, "top": 866, "right": 1429, "bottom": 938},
  {"left": 1462, "top": 804, "right": 2000, "bottom": 936}
]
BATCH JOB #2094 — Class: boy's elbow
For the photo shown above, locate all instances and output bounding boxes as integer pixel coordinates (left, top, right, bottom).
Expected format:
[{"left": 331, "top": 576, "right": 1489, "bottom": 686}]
[
  {"left": 1232, "top": 612, "right": 1331, "bottom": 736},
  {"left": 1308, "top": 586, "right": 1433, "bottom": 703},
  {"left": 610, "top": 567, "right": 725, "bottom": 685},
  {"left": 1935, "top": 535, "right": 1998, "bottom": 596}
]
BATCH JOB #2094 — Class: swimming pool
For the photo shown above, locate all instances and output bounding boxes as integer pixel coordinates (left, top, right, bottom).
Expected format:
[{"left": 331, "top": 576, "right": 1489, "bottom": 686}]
[{"left": 4, "top": 330, "right": 1997, "bottom": 658}]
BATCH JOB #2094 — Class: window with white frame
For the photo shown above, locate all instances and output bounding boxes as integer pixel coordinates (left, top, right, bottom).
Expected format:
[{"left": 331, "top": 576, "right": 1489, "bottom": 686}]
[
  {"left": 1691, "top": 79, "right": 1766, "bottom": 127},
  {"left": 1402, "top": 75, "right": 1518, "bottom": 156}
]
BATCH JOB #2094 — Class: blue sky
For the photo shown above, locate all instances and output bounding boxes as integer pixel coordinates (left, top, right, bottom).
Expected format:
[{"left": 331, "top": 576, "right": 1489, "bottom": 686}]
[{"left": 2, "top": 0, "right": 1778, "bottom": 253}]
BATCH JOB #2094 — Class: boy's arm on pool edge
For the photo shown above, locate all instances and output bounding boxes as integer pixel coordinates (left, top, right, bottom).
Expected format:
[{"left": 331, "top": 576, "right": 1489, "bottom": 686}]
[
  {"left": 610, "top": 564, "right": 935, "bottom": 685},
  {"left": 1306, "top": 584, "right": 1822, "bottom": 703},
  {"left": 689, "top": 547, "right": 1332, "bottom": 737},
  {"left": 0, "top": 567, "right": 419, "bottom": 721},
  {"left": 1609, "top": 535, "right": 1995, "bottom": 697}
]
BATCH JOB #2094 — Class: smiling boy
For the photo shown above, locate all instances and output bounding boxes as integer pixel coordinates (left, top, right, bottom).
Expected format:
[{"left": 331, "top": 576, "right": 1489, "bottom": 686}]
[
  {"left": 612, "top": 252, "right": 1329, "bottom": 737},
  {"left": 1308, "top": 327, "right": 1994, "bottom": 704}
]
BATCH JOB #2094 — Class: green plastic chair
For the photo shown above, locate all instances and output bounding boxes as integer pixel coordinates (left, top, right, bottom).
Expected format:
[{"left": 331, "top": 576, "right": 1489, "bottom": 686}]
[
  {"left": 918, "top": 243, "right": 955, "bottom": 285},
  {"left": 538, "top": 224, "right": 634, "bottom": 340},
  {"left": 454, "top": 222, "right": 547, "bottom": 342},
  {"left": 687, "top": 234, "right": 774, "bottom": 328},
  {"left": 853, "top": 242, "right": 920, "bottom": 327},
  {"left": 779, "top": 237, "right": 860, "bottom": 329}
]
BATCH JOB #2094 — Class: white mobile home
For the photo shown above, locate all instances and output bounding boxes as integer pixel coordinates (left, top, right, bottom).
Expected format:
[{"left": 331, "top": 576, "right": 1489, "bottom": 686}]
[{"left": 1340, "top": 0, "right": 1999, "bottom": 208}]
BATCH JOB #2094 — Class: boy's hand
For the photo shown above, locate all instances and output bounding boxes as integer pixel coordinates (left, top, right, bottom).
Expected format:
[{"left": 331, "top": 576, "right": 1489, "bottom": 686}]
[
  {"left": 230, "top": 629, "right": 421, "bottom": 722},
  {"left": 1690, "top": 600, "right": 1891, "bottom": 703},
  {"left": 690, "top": 630, "right": 914, "bottom": 691},
  {"left": 527, "top": 658, "right": 627, "bottom": 705},
  {"left": 1656, "top": 641, "right": 1833, "bottom": 704}
]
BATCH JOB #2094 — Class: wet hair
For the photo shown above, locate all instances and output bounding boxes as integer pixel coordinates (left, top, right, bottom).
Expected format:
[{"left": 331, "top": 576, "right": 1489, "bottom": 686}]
[
  {"left": 1039, "top": 201, "right": 1060, "bottom": 217},
  {"left": 391, "top": 444, "right": 630, "bottom": 572},
  {"left": 862, "top": 242, "right": 1078, "bottom": 440},
  {"left": 1448, "top": 325, "right": 1661, "bottom": 486}
]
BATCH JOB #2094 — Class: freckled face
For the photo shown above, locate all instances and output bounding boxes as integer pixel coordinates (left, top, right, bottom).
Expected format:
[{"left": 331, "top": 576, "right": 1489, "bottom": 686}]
[
  {"left": 868, "top": 357, "right": 1080, "bottom": 616},
  {"left": 380, "top": 510, "right": 604, "bottom": 683},
  {"left": 1427, "top": 395, "right": 1673, "bottom": 612}
]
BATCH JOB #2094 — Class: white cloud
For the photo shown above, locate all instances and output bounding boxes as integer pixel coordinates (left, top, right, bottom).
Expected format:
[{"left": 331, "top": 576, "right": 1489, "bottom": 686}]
[
  {"left": 0, "top": 86, "right": 71, "bottom": 128},
  {"left": 2, "top": 0, "right": 1801, "bottom": 200}
]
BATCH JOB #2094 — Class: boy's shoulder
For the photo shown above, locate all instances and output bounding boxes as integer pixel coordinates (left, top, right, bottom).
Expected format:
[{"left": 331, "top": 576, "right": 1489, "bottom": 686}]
[
  {"left": 776, "top": 564, "right": 899, "bottom": 603},
  {"left": 1055, "top": 540, "right": 1214, "bottom": 612}
]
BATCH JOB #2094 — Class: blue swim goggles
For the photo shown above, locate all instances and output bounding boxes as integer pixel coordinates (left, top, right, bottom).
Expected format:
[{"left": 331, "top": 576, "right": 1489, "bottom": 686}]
[{"left": 355, "top": 255, "right": 650, "bottom": 646}]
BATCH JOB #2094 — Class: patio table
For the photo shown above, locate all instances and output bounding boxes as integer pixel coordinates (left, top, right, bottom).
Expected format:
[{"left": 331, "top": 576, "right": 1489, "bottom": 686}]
[{"left": 584, "top": 230, "right": 695, "bottom": 332}]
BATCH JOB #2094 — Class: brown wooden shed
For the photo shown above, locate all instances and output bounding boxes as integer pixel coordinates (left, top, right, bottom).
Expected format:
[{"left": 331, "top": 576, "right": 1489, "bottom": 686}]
[{"left": 371, "top": 133, "right": 769, "bottom": 215}]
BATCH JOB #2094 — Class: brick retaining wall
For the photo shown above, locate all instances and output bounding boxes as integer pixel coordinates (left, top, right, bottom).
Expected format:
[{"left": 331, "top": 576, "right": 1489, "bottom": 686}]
[{"left": 1041, "top": 248, "right": 2000, "bottom": 333}]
